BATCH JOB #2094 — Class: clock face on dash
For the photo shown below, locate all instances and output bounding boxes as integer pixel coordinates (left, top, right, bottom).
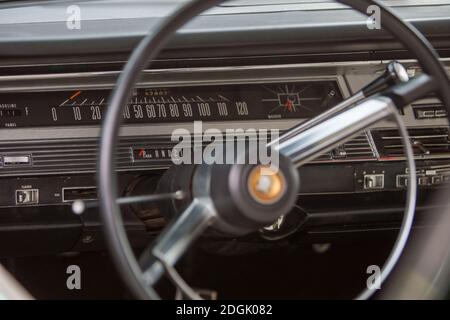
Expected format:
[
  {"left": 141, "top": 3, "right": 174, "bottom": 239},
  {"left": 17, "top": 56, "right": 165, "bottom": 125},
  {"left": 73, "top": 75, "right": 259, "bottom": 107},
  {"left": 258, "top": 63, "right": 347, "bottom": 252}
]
[
  {"left": 260, "top": 82, "right": 342, "bottom": 119},
  {"left": 0, "top": 81, "right": 343, "bottom": 128}
]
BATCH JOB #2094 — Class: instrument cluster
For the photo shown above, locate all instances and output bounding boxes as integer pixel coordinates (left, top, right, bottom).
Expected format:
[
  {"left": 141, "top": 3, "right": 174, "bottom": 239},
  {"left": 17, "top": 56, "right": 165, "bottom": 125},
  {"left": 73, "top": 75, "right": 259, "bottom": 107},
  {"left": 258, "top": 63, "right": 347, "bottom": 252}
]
[{"left": 0, "top": 81, "right": 342, "bottom": 128}]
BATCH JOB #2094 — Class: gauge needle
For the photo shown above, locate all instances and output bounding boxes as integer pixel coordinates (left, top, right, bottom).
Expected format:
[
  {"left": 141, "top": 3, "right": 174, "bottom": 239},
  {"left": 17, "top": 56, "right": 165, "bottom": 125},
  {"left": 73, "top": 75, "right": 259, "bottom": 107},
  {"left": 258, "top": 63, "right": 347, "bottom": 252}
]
[
  {"left": 69, "top": 90, "right": 82, "bottom": 100},
  {"left": 285, "top": 99, "right": 294, "bottom": 112}
]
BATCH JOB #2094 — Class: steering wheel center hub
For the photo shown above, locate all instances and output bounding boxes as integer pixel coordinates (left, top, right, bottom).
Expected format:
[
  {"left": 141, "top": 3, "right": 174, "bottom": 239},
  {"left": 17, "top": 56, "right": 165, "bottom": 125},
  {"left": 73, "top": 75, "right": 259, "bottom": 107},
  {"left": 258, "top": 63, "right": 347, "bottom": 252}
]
[{"left": 247, "top": 166, "right": 286, "bottom": 205}]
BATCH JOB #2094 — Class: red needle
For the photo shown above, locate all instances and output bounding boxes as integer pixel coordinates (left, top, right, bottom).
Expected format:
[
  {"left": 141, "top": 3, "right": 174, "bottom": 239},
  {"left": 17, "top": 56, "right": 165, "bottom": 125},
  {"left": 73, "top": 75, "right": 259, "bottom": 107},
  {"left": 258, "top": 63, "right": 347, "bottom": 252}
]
[
  {"left": 285, "top": 99, "right": 293, "bottom": 111},
  {"left": 69, "top": 90, "right": 82, "bottom": 100}
]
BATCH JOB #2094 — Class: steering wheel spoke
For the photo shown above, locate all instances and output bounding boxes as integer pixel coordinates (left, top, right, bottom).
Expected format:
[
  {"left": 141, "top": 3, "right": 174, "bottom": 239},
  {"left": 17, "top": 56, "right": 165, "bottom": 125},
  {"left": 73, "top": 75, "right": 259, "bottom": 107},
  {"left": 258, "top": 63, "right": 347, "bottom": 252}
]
[{"left": 142, "top": 198, "right": 216, "bottom": 287}]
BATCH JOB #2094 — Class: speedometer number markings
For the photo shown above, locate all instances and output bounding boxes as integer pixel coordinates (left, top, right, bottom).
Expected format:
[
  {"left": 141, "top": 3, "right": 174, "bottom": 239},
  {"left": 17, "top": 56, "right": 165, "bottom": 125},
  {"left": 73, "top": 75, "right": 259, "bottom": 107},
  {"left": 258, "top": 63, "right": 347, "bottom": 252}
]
[{"left": 0, "top": 81, "right": 343, "bottom": 128}]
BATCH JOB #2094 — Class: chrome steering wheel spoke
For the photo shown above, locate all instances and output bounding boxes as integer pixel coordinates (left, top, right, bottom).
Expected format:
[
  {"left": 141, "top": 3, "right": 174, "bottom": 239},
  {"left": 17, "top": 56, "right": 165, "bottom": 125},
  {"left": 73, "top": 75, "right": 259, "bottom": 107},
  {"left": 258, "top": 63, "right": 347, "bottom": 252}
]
[{"left": 142, "top": 198, "right": 216, "bottom": 287}]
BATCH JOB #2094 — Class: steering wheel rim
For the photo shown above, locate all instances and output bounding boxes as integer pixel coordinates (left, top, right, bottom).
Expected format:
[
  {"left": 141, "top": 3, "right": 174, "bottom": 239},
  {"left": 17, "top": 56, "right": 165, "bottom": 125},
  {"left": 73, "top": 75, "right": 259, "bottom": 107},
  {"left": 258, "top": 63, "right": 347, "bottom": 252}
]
[{"left": 98, "top": 0, "right": 450, "bottom": 300}]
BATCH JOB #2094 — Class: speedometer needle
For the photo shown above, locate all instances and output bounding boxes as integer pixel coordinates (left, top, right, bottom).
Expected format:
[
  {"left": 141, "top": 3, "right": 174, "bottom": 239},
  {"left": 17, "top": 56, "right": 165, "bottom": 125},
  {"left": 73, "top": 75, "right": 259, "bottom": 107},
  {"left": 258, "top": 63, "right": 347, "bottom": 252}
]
[{"left": 70, "top": 90, "right": 82, "bottom": 100}]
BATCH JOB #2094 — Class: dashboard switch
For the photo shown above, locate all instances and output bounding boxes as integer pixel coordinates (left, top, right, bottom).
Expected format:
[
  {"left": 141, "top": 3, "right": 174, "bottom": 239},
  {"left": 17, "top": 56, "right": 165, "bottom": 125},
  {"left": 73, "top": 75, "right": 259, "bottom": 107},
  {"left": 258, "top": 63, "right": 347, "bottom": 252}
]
[
  {"left": 431, "top": 175, "right": 442, "bottom": 185},
  {"left": 396, "top": 175, "right": 409, "bottom": 188},
  {"left": 418, "top": 176, "right": 429, "bottom": 186},
  {"left": 15, "top": 189, "right": 39, "bottom": 205},
  {"left": 414, "top": 109, "right": 435, "bottom": 119},
  {"left": 364, "top": 174, "right": 384, "bottom": 190}
]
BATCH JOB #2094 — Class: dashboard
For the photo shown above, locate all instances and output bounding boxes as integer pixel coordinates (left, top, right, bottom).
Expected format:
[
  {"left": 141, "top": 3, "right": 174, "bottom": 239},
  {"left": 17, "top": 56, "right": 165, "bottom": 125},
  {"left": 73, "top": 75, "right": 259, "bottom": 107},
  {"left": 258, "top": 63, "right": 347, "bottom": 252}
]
[
  {"left": 0, "top": 0, "right": 450, "bottom": 258},
  {"left": 1, "top": 61, "right": 449, "bottom": 203}
]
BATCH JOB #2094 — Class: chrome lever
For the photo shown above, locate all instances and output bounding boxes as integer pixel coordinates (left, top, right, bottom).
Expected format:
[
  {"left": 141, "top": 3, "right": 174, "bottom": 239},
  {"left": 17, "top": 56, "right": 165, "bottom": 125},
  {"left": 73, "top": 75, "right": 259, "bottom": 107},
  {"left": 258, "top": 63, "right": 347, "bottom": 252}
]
[
  {"left": 71, "top": 191, "right": 185, "bottom": 215},
  {"left": 412, "top": 140, "right": 431, "bottom": 155},
  {"left": 275, "top": 96, "right": 396, "bottom": 166}
]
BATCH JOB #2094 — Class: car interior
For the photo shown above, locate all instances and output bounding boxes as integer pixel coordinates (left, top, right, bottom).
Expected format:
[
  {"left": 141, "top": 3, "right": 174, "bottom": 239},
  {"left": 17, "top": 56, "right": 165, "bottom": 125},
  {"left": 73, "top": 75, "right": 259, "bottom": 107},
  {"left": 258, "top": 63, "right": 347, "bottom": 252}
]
[{"left": 0, "top": 0, "right": 449, "bottom": 300}]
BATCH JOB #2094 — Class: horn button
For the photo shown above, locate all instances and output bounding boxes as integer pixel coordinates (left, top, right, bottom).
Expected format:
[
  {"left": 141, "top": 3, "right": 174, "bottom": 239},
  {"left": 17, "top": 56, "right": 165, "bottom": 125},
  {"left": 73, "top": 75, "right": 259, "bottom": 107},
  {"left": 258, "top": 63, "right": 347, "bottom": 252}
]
[
  {"left": 247, "top": 166, "right": 287, "bottom": 205},
  {"left": 209, "top": 155, "right": 299, "bottom": 235},
  {"left": 158, "top": 154, "right": 300, "bottom": 236}
]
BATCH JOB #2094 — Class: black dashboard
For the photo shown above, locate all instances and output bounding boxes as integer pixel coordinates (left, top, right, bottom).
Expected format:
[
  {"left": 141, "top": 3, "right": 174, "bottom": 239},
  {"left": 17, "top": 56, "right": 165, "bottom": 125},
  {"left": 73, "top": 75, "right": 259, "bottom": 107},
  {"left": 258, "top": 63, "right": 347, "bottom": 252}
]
[{"left": 0, "top": 0, "right": 450, "bottom": 258}]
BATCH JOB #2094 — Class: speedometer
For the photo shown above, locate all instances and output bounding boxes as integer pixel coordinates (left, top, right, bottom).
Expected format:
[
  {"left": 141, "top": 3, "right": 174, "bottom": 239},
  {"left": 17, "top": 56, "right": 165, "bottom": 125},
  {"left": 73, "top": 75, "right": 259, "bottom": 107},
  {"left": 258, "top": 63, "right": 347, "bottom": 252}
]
[{"left": 0, "top": 81, "right": 342, "bottom": 128}]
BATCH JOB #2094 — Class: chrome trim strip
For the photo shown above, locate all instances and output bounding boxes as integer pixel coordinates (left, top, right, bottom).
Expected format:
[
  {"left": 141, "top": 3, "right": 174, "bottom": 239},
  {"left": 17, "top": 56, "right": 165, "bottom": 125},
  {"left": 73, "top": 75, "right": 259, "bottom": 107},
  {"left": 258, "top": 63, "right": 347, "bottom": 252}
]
[
  {"left": 0, "top": 57, "right": 449, "bottom": 75},
  {"left": 0, "top": 69, "right": 348, "bottom": 92}
]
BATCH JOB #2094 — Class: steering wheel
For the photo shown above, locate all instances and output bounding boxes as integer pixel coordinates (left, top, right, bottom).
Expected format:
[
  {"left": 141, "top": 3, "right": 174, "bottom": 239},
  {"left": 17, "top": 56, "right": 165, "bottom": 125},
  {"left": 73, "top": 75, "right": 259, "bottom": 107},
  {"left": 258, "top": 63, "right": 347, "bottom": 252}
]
[{"left": 98, "top": 0, "right": 450, "bottom": 300}]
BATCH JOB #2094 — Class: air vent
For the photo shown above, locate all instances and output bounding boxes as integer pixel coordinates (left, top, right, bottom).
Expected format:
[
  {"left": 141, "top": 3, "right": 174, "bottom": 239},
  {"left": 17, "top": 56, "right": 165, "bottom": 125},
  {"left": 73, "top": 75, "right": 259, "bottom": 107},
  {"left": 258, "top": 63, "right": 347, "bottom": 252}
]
[
  {"left": 372, "top": 127, "right": 450, "bottom": 159},
  {"left": 315, "top": 132, "right": 376, "bottom": 162},
  {"left": 0, "top": 137, "right": 172, "bottom": 177},
  {"left": 0, "top": 133, "right": 376, "bottom": 177},
  {"left": 342, "top": 133, "right": 377, "bottom": 160}
]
